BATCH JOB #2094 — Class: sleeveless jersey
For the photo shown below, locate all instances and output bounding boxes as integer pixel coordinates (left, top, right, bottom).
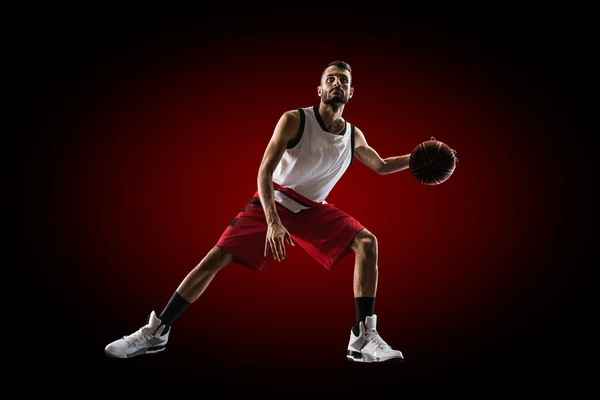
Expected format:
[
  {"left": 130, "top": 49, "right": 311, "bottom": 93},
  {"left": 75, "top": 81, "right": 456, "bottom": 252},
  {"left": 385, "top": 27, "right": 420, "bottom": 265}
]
[{"left": 271, "top": 105, "right": 355, "bottom": 213}]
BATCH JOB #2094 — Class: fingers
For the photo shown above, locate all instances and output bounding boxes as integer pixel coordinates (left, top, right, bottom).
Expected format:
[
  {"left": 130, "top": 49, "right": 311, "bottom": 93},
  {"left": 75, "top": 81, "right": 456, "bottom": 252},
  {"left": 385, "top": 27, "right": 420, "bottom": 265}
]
[
  {"left": 265, "top": 236, "right": 280, "bottom": 261},
  {"left": 277, "top": 239, "right": 286, "bottom": 261},
  {"left": 264, "top": 237, "right": 269, "bottom": 257},
  {"left": 268, "top": 238, "right": 285, "bottom": 261},
  {"left": 285, "top": 233, "right": 295, "bottom": 247},
  {"left": 265, "top": 231, "right": 294, "bottom": 262},
  {"left": 267, "top": 238, "right": 277, "bottom": 260},
  {"left": 267, "top": 237, "right": 293, "bottom": 261},
  {"left": 451, "top": 149, "right": 459, "bottom": 162}
]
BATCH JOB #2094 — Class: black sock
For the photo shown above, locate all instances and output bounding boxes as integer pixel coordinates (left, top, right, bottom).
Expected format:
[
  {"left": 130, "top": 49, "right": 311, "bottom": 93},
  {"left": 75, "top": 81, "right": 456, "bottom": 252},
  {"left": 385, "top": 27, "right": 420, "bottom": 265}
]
[
  {"left": 353, "top": 297, "right": 375, "bottom": 336},
  {"left": 158, "top": 291, "right": 190, "bottom": 326}
]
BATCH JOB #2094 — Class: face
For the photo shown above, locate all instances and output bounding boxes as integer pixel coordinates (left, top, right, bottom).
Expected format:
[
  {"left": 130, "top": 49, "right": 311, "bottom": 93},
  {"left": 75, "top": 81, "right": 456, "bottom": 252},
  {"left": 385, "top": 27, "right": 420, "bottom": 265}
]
[{"left": 318, "top": 65, "right": 354, "bottom": 106}]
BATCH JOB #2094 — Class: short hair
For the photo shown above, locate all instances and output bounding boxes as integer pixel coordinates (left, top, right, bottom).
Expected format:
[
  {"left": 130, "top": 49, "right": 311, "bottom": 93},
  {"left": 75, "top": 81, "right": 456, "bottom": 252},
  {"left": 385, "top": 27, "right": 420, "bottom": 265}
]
[{"left": 321, "top": 60, "right": 352, "bottom": 81}]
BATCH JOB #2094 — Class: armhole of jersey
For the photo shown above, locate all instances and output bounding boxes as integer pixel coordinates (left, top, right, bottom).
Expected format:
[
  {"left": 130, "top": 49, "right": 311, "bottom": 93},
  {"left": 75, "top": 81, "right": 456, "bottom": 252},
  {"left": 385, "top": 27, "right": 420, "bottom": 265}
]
[
  {"left": 287, "top": 108, "right": 306, "bottom": 149},
  {"left": 349, "top": 124, "right": 355, "bottom": 166}
]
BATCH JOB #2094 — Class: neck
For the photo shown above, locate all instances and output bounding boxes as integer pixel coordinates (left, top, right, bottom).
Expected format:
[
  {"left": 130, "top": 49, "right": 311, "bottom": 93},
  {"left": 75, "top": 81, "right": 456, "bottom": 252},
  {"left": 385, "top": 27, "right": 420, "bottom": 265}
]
[
  {"left": 319, "top": 102, "right": 345, "bottom": 123},
  {"left": 317, "top": 102, "right": 346, "bottom": 135}
]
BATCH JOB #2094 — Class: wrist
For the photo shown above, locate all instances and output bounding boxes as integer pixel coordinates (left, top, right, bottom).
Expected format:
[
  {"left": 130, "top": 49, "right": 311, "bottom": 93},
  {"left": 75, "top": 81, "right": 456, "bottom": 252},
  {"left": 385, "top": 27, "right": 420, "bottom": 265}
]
[{"left": 266, "top": 210, "right": 281, "bottom": 226}]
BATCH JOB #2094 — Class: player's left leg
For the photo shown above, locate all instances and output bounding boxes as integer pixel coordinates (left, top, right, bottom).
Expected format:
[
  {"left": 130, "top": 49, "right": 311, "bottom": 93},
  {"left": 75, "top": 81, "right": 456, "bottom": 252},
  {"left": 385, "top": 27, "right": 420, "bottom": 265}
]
[
  {"left": 285, "top": 202, "right": 404, "bottom": 363},
  {"left": 346, "top": 228, "right": 404, "bottom": 363}
]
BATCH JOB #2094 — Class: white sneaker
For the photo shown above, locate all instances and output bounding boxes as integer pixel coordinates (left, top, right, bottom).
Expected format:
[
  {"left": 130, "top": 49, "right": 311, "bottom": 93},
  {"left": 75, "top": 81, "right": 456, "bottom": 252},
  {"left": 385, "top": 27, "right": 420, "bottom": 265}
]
[
  {"left": 347, "top": 314, "right": 404, "bottom": 363},
  {"left": 105, "top": 311, "right": 170, "bottom": 359}
]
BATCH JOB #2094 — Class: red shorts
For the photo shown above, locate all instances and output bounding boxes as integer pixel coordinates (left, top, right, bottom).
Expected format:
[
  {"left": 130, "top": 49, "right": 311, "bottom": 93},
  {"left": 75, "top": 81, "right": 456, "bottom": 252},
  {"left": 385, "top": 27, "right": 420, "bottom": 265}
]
[{"left": 216, "top": 189, "right": 365, "bottom": 272}]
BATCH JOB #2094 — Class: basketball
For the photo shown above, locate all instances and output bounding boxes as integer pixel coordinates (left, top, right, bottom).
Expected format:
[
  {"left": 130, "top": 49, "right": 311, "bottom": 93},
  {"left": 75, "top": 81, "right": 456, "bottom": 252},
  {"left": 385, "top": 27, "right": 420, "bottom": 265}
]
[{"left": 409, "top": 137, "right": 457, "bottom": 185}]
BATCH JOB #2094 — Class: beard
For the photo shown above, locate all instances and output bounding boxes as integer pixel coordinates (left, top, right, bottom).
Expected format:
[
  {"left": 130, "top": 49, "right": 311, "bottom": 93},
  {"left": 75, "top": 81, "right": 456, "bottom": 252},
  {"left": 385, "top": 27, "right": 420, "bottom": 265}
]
[{"left": 321, "top": 91, "right": 348, "bottom": 107}]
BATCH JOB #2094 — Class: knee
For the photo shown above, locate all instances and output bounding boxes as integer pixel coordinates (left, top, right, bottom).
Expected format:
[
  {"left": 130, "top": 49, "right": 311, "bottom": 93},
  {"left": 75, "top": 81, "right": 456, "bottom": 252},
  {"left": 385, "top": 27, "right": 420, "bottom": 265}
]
[
  {"left": 199, "top": 246, "right": 233, "bottom": 272},
  {"left": 352, "top": 229, "right": 378, "bottom": 257}
]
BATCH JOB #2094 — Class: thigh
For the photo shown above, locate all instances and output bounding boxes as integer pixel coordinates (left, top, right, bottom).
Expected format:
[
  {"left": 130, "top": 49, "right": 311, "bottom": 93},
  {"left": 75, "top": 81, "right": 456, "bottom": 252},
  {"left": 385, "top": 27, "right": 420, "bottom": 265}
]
[
  {"left": 288, "top": 203, "right": 365, "bottom": 271},
  {"left": 216, "top": 201, "right": 273, "bottom": 271}
]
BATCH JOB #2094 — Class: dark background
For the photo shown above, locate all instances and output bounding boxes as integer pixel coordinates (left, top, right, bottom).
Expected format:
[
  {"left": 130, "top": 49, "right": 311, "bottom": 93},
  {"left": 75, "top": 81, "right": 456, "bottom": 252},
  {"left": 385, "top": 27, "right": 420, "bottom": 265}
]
[{"left": 9, "top": 4, "right": 594, "bottom": 396}]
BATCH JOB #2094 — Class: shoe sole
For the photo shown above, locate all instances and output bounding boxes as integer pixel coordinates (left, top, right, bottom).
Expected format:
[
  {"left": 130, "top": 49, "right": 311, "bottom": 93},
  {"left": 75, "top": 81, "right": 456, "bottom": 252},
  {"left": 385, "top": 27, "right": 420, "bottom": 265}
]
[
  {"left": 346, "top": 350, "right": 404, "bottom": 363},
  {"left": 105, "top": 346, "right": 166, "bottom": 359}
]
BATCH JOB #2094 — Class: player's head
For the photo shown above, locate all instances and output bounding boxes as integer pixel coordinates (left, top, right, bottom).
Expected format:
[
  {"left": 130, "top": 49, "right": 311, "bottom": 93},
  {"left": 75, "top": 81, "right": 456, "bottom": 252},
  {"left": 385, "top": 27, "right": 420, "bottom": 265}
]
[{"left": 318, "top": 60, "right": 354, "bottom": 107}]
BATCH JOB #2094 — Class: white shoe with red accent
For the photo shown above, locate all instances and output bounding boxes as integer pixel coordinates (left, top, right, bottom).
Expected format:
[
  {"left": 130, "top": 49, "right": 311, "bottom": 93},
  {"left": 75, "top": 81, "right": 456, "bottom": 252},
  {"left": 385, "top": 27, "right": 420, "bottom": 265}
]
[{"left": 346, "top": 314, "right": 404, "bottom": 363}]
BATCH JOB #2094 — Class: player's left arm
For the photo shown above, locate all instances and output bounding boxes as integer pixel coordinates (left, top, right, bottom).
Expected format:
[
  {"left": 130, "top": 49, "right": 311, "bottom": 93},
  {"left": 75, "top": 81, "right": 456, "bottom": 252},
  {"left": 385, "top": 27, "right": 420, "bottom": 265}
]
[{"left": 354, "top": 126, "right": 410, "bottom": 175}]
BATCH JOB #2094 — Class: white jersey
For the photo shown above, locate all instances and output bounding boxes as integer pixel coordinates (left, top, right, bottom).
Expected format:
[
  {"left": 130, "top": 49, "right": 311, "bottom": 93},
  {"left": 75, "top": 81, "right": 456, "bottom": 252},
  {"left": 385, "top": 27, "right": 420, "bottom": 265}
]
[{"left": 272, "top": 105, "right": 355, "bottom": 213}]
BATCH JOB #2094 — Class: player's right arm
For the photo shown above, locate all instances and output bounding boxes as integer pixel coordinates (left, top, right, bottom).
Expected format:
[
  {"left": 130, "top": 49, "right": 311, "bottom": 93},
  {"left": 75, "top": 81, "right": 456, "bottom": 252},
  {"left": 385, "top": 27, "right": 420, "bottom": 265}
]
[{"left": 257, "top": 110, "right": 299, "bottom": 261}]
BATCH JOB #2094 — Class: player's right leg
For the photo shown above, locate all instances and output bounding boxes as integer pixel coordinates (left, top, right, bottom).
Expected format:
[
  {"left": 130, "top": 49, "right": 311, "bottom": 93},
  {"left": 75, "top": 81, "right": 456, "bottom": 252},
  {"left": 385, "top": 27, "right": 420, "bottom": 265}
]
[
  {"left": 104, "top": 246, "right": 233, "bottom": 359},
  {"left": 104, "top": 195, "right": 272, "bottom": 359}
]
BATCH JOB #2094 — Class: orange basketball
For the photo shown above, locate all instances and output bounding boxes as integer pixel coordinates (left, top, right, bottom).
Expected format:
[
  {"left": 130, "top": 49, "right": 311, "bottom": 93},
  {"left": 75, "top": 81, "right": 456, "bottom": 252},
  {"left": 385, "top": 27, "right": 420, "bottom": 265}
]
[{"left": 409, "top": 137, "right": 457, "bottom": 185}]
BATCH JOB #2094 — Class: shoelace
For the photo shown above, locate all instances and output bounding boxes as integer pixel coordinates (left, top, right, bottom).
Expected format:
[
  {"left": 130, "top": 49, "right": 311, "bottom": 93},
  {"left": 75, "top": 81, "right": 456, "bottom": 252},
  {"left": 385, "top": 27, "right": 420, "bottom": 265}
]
[
  {"left": 365, "top": 329, "right": 392, "bottom": 350},
  {"left": 123, "top": 326, "right": 154, "bottom": 345}
]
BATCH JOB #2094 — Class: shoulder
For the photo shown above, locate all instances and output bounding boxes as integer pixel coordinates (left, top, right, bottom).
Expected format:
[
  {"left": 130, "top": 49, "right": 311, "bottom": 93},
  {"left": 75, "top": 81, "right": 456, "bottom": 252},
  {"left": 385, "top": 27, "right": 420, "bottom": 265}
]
[
  {"left": 279, "top": 109, "right": 303, "bottom": 130},
  {"left": 275, "top": 109, "right": 304, "bottom": 141},
  {"left": 353, "top": 125, "right": 365, "bottom": 138},
  {"left": 352, "top": 125, "right": 368, "bottom": 147},
  {"left": 281, "top": 109, "right": 302, "bottom": 122}
]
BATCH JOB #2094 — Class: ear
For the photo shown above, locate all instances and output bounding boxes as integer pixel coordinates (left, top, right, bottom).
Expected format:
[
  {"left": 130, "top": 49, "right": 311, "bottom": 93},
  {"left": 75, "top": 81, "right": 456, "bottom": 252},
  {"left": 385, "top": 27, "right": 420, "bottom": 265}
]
[
  {"left": 317, "top": 85, "right": 323, "bottom": 97},
  {"left": 349, "top": 87, "right": 354, "bottom": 98}
]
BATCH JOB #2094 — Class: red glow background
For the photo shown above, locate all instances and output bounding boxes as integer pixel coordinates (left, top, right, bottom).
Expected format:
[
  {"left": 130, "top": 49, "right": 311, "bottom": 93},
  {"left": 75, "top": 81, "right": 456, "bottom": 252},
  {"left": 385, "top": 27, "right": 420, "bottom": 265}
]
[{"left": 10, "top": 5, "right": 592, "bottom": 396}]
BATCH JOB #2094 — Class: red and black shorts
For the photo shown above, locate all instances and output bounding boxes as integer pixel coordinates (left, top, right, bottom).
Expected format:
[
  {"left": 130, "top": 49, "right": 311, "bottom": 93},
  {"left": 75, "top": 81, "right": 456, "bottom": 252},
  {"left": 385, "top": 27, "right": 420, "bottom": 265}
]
[{"left": 216, "top": 187, "right": 365, "bottom": 272}]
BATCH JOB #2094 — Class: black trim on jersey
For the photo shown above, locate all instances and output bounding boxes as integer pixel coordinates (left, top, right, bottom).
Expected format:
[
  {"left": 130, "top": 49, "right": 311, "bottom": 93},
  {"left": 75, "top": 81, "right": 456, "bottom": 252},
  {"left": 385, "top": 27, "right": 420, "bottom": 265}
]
[
  {"left": 247, "top": 195, "right": 301, "bottom": 214},
  {"left": 287, "top": 108, "right": 305, "bottom": 149},
  {"left": 349, "top": 124, "right": 355, "bottom": 166},
  {"left": 273, "top": 199, "right": 297, "bottom": 214},
  {"left": 312, "top": 105, "right": 347, "bottom": 135},
  {"left": 313, "top": 105, "right": 328, "bottom": 132},
  {"left": 276, "top": 189, "right": 314, "bottom": 208}
]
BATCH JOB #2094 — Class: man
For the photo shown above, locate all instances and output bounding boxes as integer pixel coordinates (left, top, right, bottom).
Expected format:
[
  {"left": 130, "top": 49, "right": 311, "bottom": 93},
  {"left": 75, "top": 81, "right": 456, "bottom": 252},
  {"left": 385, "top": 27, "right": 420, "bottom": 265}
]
[{"left": 105, "top": 60, "right": 414, "bottom": 363}]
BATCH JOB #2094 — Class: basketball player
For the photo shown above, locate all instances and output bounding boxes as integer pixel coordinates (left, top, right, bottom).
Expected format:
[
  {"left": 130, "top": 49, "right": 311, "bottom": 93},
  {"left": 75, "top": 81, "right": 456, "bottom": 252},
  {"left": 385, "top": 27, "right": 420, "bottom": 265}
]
[{"left": 105, "top": 60, "right": 413, "bottom": 363}]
